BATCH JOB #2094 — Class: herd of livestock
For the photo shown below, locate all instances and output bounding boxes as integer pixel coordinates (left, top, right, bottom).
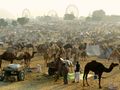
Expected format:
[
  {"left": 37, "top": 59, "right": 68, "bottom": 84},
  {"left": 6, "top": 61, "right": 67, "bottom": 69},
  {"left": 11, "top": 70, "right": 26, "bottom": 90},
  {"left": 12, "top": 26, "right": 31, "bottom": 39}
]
[
  {"left": 0, "top": 19, "right": 119, "bottom": 69},
  {"left": 0, "top": 19, "right": 119, "bottom": 89}
]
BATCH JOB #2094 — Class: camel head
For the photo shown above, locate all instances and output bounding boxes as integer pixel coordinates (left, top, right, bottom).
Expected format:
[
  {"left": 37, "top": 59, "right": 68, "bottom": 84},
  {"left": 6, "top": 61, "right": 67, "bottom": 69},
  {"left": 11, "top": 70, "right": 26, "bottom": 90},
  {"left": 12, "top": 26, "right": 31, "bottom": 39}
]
[
  {"left": 33, "top": 51, "right": 37, "bottom": 54},
  {"left": 110, "top": 63, "right": 119, "bottom": 68},
  {"left": 104, "top": 62, "right": 119, "bottom": 73},
  {"left": 29, "top": 51, "right": 37, "bottom": 59}
]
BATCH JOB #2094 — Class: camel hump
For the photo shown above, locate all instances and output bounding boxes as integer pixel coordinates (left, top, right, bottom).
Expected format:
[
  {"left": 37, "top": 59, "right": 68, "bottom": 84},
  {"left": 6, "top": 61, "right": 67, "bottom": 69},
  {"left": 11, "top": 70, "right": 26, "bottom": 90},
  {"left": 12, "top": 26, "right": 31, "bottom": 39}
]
[
  {"left": 6, "top": 47, "right": 15, "bottom": 53},
  {"left": 91, "top": 60, "right": 96, "bottom": 62}
]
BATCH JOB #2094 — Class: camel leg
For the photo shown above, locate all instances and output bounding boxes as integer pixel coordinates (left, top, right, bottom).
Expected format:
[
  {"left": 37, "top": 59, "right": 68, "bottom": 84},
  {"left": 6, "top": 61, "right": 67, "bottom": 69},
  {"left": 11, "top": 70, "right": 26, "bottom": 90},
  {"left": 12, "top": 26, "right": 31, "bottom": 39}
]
[
  {"left": 86, "top": 73, "right": 89, "bottom": 86},
  {"left": 44, "top": 59, "right": 47, "bottom": 67},
  {"left": 83, "top": 71, "right": 89, "bottom": 86},
  {"left": 80, "top": 57, "right": 82, "bottom": 61},
  {"left": 98, "top": 74, "right": 102, "bottom": 89},
  {"left": 10, "top": 60, "right": 13, "bottom": 64},
  {"left": 25, "top": 60, "right": 27, "bottom": 67},
  {"left": 28, "top": 60, "right": 30, "bottom": 68},
  {"left": 25, "top": 60, "right": 29, "bottom": 68},
  {"left": 83, "top": 73, "right": 86, "bottom": 86},
  {"left": 0, "top": 60, "right": 2, "bottom": 68},
  {"left": 108, "top": 56, "right": 110, "bottom": 61},
  {"left": 24, "top": 60, "right": 27, "bottom": 67},
  {"left": 28, "top": 59, "right": 30, "bottom": 68},
  {"left": 83, "top": 57, "right": 85, "bottom": 61},
  {"left": 55, "top": 72, "right": 59, "bottom": 82},
  {"left": 26, "top": 60, "right": 28, "bottom": 68}
]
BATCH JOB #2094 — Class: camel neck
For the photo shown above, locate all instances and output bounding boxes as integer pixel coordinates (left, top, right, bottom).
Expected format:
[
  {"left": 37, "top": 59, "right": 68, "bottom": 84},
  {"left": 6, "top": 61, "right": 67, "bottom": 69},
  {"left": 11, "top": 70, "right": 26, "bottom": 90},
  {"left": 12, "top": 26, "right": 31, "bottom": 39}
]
[
  {"left": 104, "top": 66, "right": 113, "bottom": 73},
  {"left": 31, "top": 52, "right": 35, "bottom": 58}
]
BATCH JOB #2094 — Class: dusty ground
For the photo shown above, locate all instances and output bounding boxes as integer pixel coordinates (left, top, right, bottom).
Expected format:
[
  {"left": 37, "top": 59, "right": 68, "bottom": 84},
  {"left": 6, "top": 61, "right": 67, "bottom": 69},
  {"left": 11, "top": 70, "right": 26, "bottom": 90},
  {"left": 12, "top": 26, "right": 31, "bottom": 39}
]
[{"left": 0, "top": 48, "right": 120, "bottom": 90}]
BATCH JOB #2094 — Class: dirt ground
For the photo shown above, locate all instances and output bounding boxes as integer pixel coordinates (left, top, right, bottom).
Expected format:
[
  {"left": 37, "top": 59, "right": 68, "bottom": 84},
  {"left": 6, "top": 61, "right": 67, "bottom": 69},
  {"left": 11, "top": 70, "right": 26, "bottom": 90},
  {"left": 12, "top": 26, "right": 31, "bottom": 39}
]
[{"left": 0, "top": 49, "right": 120, "bottom": 90}]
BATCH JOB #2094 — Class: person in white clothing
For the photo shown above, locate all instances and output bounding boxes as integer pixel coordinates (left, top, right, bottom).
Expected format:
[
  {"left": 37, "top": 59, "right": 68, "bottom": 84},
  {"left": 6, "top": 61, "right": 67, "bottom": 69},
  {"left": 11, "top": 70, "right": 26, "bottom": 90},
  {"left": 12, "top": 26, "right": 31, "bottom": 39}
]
[
  {"left": 36, "top": 64, "right": 42, "bottom": 73},
  {"left": 74, "top": 61, "right": 80, "bottom": 83}
]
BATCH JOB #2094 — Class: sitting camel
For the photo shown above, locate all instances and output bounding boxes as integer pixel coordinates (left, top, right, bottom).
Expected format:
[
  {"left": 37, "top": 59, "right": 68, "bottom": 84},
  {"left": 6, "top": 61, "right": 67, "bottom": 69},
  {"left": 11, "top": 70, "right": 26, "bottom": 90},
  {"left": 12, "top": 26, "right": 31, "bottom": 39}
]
[
  {"left": 47, "top": 57, "right": 73, "bottom": 81},
  {"left": 83, "top": 60, "right": 118, "bottom": 89}
]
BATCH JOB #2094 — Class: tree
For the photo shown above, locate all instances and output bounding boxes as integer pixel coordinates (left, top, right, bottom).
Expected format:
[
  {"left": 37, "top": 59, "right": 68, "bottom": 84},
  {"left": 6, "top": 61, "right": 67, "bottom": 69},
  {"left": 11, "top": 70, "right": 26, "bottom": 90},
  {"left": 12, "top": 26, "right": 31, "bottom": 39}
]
[
  {"left": 0, "top": 18, "right": 8, "bottom": 28},
  {"left": 92, "top": 10, "right": 106, "bottom": 21},
  {"left": 86, "top": 16, "right": 92, "bottom": 21},
  {"left": 17, "top": 17, "right": 29, "bottom": 26},
  {"left": 12, "top": 20, "right": 17, "bottom": 26},
  {"left": 64, "top": 13, "right": 75, "bottom": 20}
]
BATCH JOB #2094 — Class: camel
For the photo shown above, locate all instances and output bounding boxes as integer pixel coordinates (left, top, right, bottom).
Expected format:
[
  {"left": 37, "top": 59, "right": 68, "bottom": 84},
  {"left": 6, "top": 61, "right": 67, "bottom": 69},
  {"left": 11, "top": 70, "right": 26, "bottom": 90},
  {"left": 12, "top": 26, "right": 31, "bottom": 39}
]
[
  {"left": 36, "top": 43, "right": 49, "bottom": 55},
  {"left": 0, "top": 51, "right": 17, "bottom": 68},
  {"left": 36, "top": 43, "right": 53, "bottom": 66},
  {"left": 79, "top": 43, "right": 87, "bottom": 50},
  {"left": 83, "top": 60, "right": 118, "bottom": 89},
  {"left": 59, "top": 47, "right": 66, "bottom": 59},
  {"left": 56, "top": 41, "right": 64, "bottom": 48},
  {"left": 43, "top": 43, "right": 61, "bottom": 67},
  {"left": 47, "top": 57, "right": 73, "bottom": 81},
  {"left": 43, "top": 50, "right": 56, "bottom": 67},
  {"left": 81, "top": 50, "right": 87, "bottom": 61},
  {"left": 43, "top": 51, "right": 52, "bottom": 67},
  {"left": 25, "top": 43, "right": 34, "bottom": 49},
  {"left": 64, "top": 44, "right": 73, "bottom": 56},
  {"left": 17, "top": 51, "right": 37, "bottom": 67},
  {"left": 108, "top": 49, "right": 120, "bottom": 61},
  {"left": 71, "top": 45, "right": 81, "bottom": 63}
]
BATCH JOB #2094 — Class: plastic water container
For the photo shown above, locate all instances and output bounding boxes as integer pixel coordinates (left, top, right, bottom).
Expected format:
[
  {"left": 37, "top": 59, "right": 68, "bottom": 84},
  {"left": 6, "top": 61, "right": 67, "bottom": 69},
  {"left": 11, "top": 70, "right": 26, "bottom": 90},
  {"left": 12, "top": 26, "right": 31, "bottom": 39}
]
[{"left": 8, "top": 64, "right": 21, "bottom": 69}]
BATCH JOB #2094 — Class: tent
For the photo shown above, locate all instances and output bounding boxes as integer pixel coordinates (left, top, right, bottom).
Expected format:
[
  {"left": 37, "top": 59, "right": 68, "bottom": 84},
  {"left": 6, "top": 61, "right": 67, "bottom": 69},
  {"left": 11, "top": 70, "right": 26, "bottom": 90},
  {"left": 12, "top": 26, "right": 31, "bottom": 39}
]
[
  {"left": 86, "top": 45, "right": 101, "bottom": 56},
  {"left": 99, "top": 48, "right": 113, "bottom": 59}
]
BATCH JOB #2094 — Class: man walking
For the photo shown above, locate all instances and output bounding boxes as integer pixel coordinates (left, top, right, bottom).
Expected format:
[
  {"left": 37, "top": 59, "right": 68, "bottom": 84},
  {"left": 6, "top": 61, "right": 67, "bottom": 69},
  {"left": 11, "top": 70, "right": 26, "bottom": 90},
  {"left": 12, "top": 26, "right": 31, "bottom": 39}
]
[{"left": 62, "top": 63, "right": 69, "bottom": 84}]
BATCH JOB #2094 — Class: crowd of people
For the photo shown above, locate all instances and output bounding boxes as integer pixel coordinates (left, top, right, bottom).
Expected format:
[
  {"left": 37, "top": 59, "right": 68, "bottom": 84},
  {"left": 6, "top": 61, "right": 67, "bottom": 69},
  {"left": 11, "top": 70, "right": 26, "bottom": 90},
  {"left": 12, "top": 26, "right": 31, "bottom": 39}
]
[{"left": 61, "top": 60, "right": 81, "bottom": 85}]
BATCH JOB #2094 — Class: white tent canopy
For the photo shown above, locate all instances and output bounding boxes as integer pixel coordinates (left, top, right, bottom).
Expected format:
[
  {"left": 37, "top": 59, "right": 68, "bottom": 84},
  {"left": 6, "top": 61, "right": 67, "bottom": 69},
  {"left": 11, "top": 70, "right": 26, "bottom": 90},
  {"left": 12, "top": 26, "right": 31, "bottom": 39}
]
[{"left": 86, "top": 45, "right": 101, "bottom": 56}]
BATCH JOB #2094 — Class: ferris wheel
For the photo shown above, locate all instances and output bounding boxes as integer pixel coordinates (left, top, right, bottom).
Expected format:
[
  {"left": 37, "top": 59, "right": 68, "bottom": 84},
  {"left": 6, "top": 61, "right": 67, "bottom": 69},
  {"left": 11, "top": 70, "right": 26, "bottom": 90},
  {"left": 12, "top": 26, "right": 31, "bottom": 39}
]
[
  {"left": 65, "top": 4, "right": 79, "bottom": 18},
  {"left": 47, "top": 10, "right": 58, "bottom": 17},
  {"left": 22, "top": 8, "right": 31, "bottom": 18}
]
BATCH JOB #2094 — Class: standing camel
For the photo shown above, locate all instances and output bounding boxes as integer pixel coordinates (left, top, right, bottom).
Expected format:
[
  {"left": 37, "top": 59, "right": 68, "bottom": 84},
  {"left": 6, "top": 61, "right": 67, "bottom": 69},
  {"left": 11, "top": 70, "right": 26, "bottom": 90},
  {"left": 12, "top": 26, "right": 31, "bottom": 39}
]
[
  {"left": 83, "top": 60, "right": 118, "bottom": 89},
  {"left": 43, "top": 44, "right": 60, "bottom": 67},
  {"left": 17, "top": 51, "right": 36, "bottom": 67},
  {"left": 0, "top": 51, "right": 17, "bottom": 68}
]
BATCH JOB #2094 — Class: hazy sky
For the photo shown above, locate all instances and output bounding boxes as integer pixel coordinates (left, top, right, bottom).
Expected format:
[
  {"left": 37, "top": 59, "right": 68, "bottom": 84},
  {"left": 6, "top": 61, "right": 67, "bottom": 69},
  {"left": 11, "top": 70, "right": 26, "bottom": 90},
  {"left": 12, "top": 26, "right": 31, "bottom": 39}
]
[{"left": 0, "top": 0, "right": 120, "bottom": 18}]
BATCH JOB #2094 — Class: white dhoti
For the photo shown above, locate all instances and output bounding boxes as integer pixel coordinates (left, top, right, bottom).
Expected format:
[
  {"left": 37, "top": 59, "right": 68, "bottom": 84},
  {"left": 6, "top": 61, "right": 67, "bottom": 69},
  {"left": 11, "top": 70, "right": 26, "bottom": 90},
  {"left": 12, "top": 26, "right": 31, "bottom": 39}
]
[{"left": 75, "top": 72, "right": 80, "bottom": 82}]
